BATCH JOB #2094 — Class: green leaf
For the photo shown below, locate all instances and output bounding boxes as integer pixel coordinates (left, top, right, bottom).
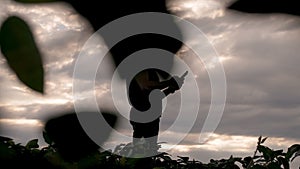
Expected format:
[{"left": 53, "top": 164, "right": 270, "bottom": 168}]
[
  {"left": 25, "top": 139, "right": 39, "bottom": 149},
  {"left": 0, "top": 142, "right": 16, "bottom": 160},
  {"left": 43, "top": 131, "right": 53, "bottom": 145},
  {"left": 0, "top": 136, "right": 13, "bottom": 143},
  {"left": 291, "top": 151, "right": 300, "bottom": 162},
  {"left": 257, "top": 145, "right": 273, "bottom": 161},
  {"left": 286, "top": 144, "right": 300, "bottom": 161},
  {"left": 243, "top": 156, "right": 252, "bottom": 168},
  {"left": 177, "top": 156, "right": 189, "bottom": 162},
  {"left": 158, "top": 152, "right": 172, "bottom": 162},
  {"left": 277, "top": 157, "right": 289, "bottom": 169},
  {"left": 250, "top": 164, "right": 266, "bottom": 169},
  {"left": 0, "top": 16, "right": 44, "bottom": 93},
  {"left": 258, "top": 136, "right": 262, "bottom": 144},
  {"left": 267, "top": 162, "right": 281, "bottom": 169},
  {"left": 261, "top": 137, "right": 268, "bottom": 144},
  {"left": 15, "top": 0, "right": 58, "bottom": 3}
]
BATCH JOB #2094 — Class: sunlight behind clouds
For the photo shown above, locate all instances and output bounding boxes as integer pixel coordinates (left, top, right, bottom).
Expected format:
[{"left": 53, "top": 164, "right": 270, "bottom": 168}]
[
  {"left": 0, "top": 118, "right": 43, "bottom": 127},
  {"left": 0, "top": 0, "right": 92, "bottom": 109},
  {"left": 168, "top": 0, "right": 226, "bottom": 19},
  {"left": 164, "top": 132, "right": 300, "bottom": 162},
  {"left": 0, "top": 0, "right": 300, "bottom": 167}
]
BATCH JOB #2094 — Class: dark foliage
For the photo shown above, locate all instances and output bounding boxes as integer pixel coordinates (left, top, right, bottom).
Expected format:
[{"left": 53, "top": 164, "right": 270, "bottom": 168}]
[
  {"left": 0, "top": 136, "right": 299, "bottom": 169},
  {"left": 44, "top": 112, "right": 117, "bottom": 161}
]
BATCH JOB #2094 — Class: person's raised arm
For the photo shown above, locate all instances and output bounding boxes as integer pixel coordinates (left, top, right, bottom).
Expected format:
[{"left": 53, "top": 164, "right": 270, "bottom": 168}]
[
  {"left": 134, "top": 71, "right": 172, "bottom": 91},
  {"left": 162, "top": 71, "right": 188, "bottom": 97}
]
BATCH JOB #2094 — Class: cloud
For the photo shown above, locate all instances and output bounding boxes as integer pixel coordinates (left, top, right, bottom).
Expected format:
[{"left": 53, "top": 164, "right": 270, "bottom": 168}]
[
  {"left": 162, "top": 132, "right": 300, "bottom": 165},
  {"left": 0, "top": 0, "right": 300, "bottom": 165},
  {"left": 168, "top": 0, "right": 228, "bottom": 19},
  {"left": 159, "top": 0, "right": 300, "bottom": 145},
  {"left": 0, "top": 117, "right": 44, "bottom": 146}
]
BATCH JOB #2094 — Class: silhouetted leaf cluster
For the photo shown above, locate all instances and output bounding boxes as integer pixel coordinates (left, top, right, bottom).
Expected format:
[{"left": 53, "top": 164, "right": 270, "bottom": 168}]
[
  {"left": 239, "top": 136, "right": 300, "bottom": 169},
  {"left": 1, "top": 1, "right": 299, "bottom": 168},
  {"left": 0, "top": 135, "right": 299, "bottom": 169},
  {"left": 0, "top": 136, "right": 53, "bottom": 169}
]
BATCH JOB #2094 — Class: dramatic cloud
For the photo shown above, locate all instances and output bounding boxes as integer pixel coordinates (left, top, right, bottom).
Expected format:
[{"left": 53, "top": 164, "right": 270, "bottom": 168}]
[{"left": 0, "top": 0, "right": 299, "bottom": 166}]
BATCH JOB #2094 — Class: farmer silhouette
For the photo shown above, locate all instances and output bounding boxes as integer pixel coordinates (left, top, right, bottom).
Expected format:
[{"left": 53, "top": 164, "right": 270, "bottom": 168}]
[
  {"left": 61, "top": 0, "right": 185, "bottom": 152},
  {"left": 128, "top": 69, "right": 187, "bottom": 151}
]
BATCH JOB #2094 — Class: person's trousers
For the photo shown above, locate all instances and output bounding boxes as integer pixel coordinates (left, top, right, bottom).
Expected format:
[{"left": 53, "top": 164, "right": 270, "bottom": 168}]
[{"left": 130, "top": 118, "right": 160, "bottom": 147}]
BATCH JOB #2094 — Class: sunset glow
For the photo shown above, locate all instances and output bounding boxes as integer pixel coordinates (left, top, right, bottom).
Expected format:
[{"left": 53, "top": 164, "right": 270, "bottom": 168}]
[
  {"left": 0, "top": 0, "right": 299, "bottom": 167},
  {"left": 0, "top": 118, "right": 43, "bottom": 127}
]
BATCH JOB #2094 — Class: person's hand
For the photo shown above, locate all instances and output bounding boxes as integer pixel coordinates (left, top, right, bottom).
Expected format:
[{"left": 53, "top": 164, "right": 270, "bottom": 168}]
[{"left": 168, "top": 86, "right": 177, "bottom": 94}]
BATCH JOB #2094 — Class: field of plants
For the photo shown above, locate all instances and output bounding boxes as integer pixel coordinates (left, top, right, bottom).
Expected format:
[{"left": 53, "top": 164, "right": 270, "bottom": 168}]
[{"left": 0, "top": 135, "right": 299, "bottom": 169}]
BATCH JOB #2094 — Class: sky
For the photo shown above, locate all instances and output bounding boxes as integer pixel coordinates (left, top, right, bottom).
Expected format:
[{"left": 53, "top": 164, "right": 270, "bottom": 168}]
[{"left": 0, "top": 0, "right": 299, "bottom": 167}]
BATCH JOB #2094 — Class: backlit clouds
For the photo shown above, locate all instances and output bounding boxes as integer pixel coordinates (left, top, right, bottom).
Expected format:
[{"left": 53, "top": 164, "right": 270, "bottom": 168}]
[
  {"left": 0, "top": 118, "right": 43, "bottom": 127},
  {"left": 168, "top": 0, "right": 300, "bottom": 155},
  {"left": 168, "top": 0, "right": 227, "bottom": 19},
  {"left": 0, "top": 0, "right": 299, "bottom": 165},
  {"left": 165, "top": 133, "right": 299, "bottom": 163}
]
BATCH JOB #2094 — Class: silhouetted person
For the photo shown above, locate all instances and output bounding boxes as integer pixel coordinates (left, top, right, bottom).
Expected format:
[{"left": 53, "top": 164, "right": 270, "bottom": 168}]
[
  {"left": 41, "top": 0, "right": 184, "bottom": 154},
  {"left": 61, "top": 0, "right": 184, "bottom": 150},
  {"left": 128, "top": 69, "right": 187, "bottom": 151},
  {"left": 64, "top": 1, "right": 184, "bottom": 152}
]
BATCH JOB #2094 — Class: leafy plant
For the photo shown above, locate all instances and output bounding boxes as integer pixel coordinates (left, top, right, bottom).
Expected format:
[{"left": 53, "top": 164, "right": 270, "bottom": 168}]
[
  {"left": 235, "top": 136, "right": 300, "bottom": 169},
  {"left": 0, "top": 1, "right": 299, "bottom": 169},
  {"left": 0, "top": 135, "right": 299, "bottom": 169}
]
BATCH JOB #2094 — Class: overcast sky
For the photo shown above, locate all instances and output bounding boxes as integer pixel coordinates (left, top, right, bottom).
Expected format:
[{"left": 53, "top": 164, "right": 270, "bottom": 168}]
[{"left": 0, "top": 0, "right": 299, "bottom": 167}]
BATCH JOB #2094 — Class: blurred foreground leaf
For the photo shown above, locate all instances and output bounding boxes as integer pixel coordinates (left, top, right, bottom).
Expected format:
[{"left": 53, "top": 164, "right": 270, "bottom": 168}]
[
  {"left": 0, "top": 16, "right": 44, "bottom": 93},
  {"left": 44, "top": 112, "right": 117, "bottom": 161}
]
